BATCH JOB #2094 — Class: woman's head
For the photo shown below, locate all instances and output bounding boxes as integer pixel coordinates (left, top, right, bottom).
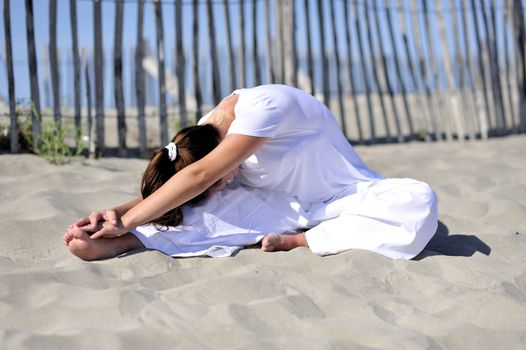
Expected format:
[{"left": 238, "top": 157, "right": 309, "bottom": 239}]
[{"left": 141, "top": 124, "right": 221, "bottom": 228}]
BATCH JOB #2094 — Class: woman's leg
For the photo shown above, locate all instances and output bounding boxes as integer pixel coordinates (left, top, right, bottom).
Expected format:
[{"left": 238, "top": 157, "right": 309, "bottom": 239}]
[
  {"left": 64, "top": 226, "right": 144, "bottom": 261},
  {"left": 261, "top": 232, "right": 309, "bottom": 252}
]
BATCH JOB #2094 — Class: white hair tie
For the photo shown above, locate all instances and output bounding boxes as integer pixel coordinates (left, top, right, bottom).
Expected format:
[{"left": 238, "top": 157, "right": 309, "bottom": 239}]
[{"left": 165, "top": 142, "right": 178, "bottom": 161}]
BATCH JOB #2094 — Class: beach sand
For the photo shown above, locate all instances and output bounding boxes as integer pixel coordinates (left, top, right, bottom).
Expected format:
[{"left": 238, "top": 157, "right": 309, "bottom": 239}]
[{"left": 1, "top": 136, "right": 525, "bottom": 349}]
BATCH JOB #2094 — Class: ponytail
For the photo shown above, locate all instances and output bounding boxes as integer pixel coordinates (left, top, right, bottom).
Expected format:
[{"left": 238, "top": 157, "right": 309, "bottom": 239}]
[{"left": 141, "top": 124, "right": 221, "bottom": 228}]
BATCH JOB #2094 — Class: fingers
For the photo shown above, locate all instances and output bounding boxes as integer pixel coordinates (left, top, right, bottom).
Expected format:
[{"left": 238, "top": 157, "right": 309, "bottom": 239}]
[
  {"left": 73, "top": 217, "right": 90, "bottom": 227},
  {"left": 89, "top": 230, "right": 105, "bottom": 240},
  {"left": 88, "top": 211, "right": 106, "bottom": 230},
  {"left": 103, "top": 210, "right": 118, "bottom": 226}
]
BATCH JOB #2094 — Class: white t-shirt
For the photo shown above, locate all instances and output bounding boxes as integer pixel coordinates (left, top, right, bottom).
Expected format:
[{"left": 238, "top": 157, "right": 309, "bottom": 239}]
[{"left": 200, "top": 84, "right": 383, "bottom": 204}]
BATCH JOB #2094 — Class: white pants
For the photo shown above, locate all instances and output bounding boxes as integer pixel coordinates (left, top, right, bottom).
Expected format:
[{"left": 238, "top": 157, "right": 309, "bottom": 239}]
[
  {"left": 305, "top": 178, "right": 438, "bottom": 259},
  {"left": 131, "top": 178, "right": 438, "bottom": 260}
]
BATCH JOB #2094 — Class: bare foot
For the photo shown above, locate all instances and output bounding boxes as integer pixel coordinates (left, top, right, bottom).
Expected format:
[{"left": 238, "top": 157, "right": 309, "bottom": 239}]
[
  {"left": 261, "top": 232, "right": 308, "bottom": 252},
  {"left": 64, "top": 226, "right": 143, "bottom": 261}
]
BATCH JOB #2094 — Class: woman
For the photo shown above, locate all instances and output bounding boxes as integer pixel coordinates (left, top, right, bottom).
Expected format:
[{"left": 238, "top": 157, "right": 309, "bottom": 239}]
[{"left": 67, "top": 84, "right": 437, "bottom": 260}]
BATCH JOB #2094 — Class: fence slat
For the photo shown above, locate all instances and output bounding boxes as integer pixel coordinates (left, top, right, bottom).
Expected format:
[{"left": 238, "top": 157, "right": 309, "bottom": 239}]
[
  {"left": 4, "top": 0, "right": 17, "bottom": 152},
  {"left": 328, "top": 0, "right": 347, "bottom": 137},
  {"left": 283, "top": 0, "right": 297, "bottom": 87},
  {"left": 514, "top": 0, "right": 526, "bottom": 133},
  {"left": 398, "top": 0, "right": 432, "bottom": 141},
  {"left": 471, "top": 0, "right": 494, "bottom": 137},
  {"left": 303, "top": 0, "right": 314, "bottom": 94},
  {"left": 353, "top": 1, "right": 376, "bottom": 144},
  {"left": 83, "top": 52, "right": 95, "bottom": 159},
  {"left": 263, "top": 0, "right": 274, "bottom": 85},
  {"left": 372, "top": 0, "right": 402, "bottom": 142},
  {"left": 238, "top": 0, "right": 246, "bottom": 86},
  {"left": 435, "top": 0, "right": 465, "bottom": 141},
  {"left": 25, "top": 0, "right": 41, "bottom": 142},
  {"left": 69, "top": 0, "right": 81, "bottom": 138},
  {"left": 135, "top": 0, "right": 147, "bottom": 156},
  {"left": 343, "top": 0, "right": 363, "bottom": 144},
  {"left": 207, "top": 0, "right": 221, "bottom": 104},
  {"left": 365, "top": 2, "right": 392, "bottom": 142},
  {"left": 49, "top": 0, "right": 61, "bottom": 125},
  {"left": 154, "top": 0, "right": 168, "bottom": 146},
  {"left": 503, "top": 0, "right": 517, "bottom": 130},
  {"left": 93, "top": 0, "right": 105, "bottom": 155},
  {"left": 223, "top": 0, "right": 237, "bottom": 91},
  {"left": 252, "top": 0, "right": 261, "bottom": 86},
  {"left": 175, "top": 0, "right": 187, "bottom": 128},
  {"left": 461, "top": 0, "right": 487, "bottom": 139},
  {"left": 386, "top": 0, "right": 414, "bottom": 140},
  {"left": 192, "top": 0, "right": 203, "bottom": 122},
  {"left": 316, "top": 0, "right": 329, "bottom": 105},
  {"left": 114, "top": 0, "right": 127, "bottom": 156}
]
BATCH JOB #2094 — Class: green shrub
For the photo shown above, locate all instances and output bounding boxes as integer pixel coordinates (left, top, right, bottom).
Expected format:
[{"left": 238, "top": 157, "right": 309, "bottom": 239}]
[{"left": 32, "top": 121, "right": 85, "bottom": 165}]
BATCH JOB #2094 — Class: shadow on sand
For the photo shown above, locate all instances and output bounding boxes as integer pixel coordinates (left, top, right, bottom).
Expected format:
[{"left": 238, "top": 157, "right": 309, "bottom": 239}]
[{"left": 416, "top": 221, "right": 491, "bottom": 260}]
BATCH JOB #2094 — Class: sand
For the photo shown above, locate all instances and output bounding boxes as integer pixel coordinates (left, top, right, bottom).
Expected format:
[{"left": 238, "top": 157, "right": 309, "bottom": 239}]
[{"left": 1, "top": 135, "right": 525, "bottom": 349}]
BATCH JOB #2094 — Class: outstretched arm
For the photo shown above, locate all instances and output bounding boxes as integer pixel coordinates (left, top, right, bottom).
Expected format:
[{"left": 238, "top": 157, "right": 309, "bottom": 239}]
[{"left": 90, "top": 134, "right": 267, "bottom": 239}]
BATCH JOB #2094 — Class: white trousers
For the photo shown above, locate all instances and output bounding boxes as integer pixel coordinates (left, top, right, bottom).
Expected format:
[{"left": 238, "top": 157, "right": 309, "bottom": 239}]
[
  {"left": 131, "top": 178, "right": 438, "bottom": 260},
  {"left": 305, "top": 178, "right": 438, "bottom": 259}
]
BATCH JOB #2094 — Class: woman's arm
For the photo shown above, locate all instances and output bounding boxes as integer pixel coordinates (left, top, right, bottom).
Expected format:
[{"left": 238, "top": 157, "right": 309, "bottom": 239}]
[{"left": 90, "top": 134, "right": 268, "bottom": 239}]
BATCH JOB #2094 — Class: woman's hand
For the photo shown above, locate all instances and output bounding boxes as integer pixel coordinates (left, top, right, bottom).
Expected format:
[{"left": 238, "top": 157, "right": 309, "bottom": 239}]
[
  {"left": 89, "top": 218, "right": 128, "bottom": 240},
  {"left": 73, "top": 210, "right": 119, "bottom": 231}
]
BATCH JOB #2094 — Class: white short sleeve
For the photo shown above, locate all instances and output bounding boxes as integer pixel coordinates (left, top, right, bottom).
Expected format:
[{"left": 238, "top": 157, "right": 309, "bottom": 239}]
[{"left": 227, "top": 89, "right": 283, "bottom": 138}]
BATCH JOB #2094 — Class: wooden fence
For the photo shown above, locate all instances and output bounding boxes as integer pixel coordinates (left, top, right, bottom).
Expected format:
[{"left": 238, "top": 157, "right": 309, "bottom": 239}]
[{"left": 2, "top": 0, "right": 526, "bottom": 157}]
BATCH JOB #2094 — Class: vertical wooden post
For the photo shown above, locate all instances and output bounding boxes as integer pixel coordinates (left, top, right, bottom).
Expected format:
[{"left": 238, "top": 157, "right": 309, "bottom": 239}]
[
  {"left": 223, "top": 0, "right": 237, "bottom": 90},
  {"left": 283, "top": 0, "right": 297, "bottom": 87},
  {"left": 328, "top": 0, "right": 347, "bottom": 136},
  {"left": 482, "top": 0, "right": 506, "bottom": 134},
  {"left": 343, "top": 0, "right": 363, "bottom": 144},
  {"left": 238, "top": 0, "right": 246, "bottom": 86},
  {"left": 316, "top": 0, "right": 329, "bottom": 104},
  {"left": 398, "top": 0, "right": 431, "bottom": 141},
  {"left": 175, "top": 0, "right": 187, "bottom": 128},
  {"left": 371, "top": 1, "right": 402, "bottom": 142},
  {"left": 206, "top": 0, "right": 221, "bottom": 104},
  {"left": 471, "top": 0, "right": 494, "bottom": 136},
  {"left": 513, "top": 0, "right": 526, "bottom": 133},
  {"left": 252, "top": 0, "right": 261, "bottom": 86},
  {"left": 25, "top": 0, "right": 41, "bottom": 142},
  {"left": 365, "top": 2, "right": 391, "bottom": 142},
  {"left": 154, "top": 0, "right": 168, "bottom": 146},
  {"left": 435, "top": 0, "right": 465, "bottom": 141},
  {"left": 275, "top": 1, "right": 284, "bottom": 83},
  {"left": 264, "top": 0, "right": 274, "bottom": 84},
  {"left": 4, "top": 0, "right": 17, "bottom": 153},
  {"left": 135, "top": 0, "right": 147, "bottom": 157},
  {"left": 449, "top": 0, "right": 477, "bottom": 141},
  {"left": 386, "top": 0, "right": 415, "bottom": 140},
  {"left": 192, "top": 0, "right": 203, "bottom": 122},
  {"left": 83, "top": 51, "right": 96, "bottom": 159},
  {"left": 422, "top": 0, "right": 452, "bottom": 141},
  {"left": 352, "top": 0, "right": 376, "bottom": 144},
  {"left": 409, "top": 0, "right": 440, "bottom": 141},
  {"left": 49, "top": 0, "right": 61, "bottom": 124},
  {"left": 302, "top": 0, "right": 314, "bottom": 94},
  {"left": 503, "top": 0, "right": 517, "bottom": 130},
  {"left": 94, "top": 0, "right": 105, "bottom": 156},
  {"left": 460, "top": 0, "right": 487, "bottom": 139},
  {"left": 69, "top": 0, "right": 81, "bottom": 137},
  {"left": 114, "top": 0, "right": 127, "bottom": 156}
]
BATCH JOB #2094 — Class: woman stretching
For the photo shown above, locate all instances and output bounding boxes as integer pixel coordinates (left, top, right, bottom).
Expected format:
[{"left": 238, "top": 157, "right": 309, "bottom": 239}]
[{"left": 64, "top": 84, "right": 438, "bottom": 261}]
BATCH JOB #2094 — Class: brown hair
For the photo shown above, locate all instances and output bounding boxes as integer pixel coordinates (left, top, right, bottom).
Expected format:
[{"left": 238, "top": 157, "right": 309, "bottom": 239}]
[{"left": 141, "top": 124, "right": 221, "bottom": 228}]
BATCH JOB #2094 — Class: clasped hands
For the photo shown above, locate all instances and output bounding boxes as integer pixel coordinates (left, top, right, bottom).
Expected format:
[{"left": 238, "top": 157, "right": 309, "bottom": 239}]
[{"left": 66, "top": 210, "right": 129, "bottom": 240}]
